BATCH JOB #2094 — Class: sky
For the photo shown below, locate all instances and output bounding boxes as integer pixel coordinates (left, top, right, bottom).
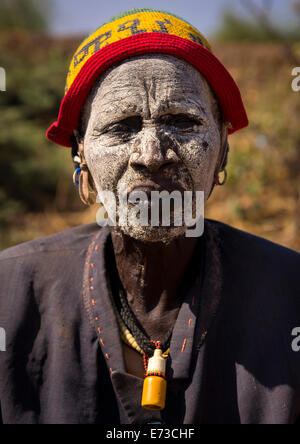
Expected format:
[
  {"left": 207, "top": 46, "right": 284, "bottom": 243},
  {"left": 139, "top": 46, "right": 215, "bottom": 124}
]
[{"left": 49, "top": 0, "right": 296, "bottom": 37}]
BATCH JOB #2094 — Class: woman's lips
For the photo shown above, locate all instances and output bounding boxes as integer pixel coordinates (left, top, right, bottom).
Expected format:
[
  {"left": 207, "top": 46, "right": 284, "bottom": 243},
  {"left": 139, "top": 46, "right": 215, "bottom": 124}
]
[
  {"left": 128, "top": 180, "right": 186, "bottom": 195},
  {"left": 127, "top": 183, "right": 187, "bottom": 210}
]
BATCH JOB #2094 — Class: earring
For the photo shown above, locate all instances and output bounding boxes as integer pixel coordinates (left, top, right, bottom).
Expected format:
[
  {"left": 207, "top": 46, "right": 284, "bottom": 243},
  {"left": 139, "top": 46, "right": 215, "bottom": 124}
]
[
  {"left": 73, "top": 167, "right": 82, "bottom": 186},
  {"left": 216, "top": 167, "right": 227, "bottom": 186}
]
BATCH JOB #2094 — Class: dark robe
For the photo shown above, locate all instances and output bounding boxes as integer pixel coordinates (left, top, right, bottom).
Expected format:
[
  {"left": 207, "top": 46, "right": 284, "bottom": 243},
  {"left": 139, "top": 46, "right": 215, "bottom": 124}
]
[{"left": 0, "top": 219, "right": 299, "bottom": 424}]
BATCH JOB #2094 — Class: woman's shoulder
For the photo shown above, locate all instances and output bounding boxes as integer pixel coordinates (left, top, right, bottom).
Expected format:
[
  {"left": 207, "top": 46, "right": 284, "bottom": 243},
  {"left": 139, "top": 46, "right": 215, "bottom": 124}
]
[
  {"left": 206, "top": 218, "right": 300, "bottom": 276},
  {"left": 205, "top": 219, "right": 300, "bottom": 294},
  {"left": 207, "top": 218, "right": 300, "bottom": 255},
  {"left": 0, "top": 223, "right": 101, "bottom": 263}
]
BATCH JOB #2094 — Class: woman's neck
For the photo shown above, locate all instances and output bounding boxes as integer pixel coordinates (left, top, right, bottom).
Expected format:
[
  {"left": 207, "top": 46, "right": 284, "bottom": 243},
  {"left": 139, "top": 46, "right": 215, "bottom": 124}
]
[{"left": 110, "top": 227, "right": 199, "bottom": 340}]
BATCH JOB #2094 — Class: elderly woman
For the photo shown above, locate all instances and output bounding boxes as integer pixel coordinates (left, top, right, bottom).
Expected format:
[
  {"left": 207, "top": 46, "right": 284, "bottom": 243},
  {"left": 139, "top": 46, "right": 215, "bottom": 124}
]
[{"left": 0, "top": 9, "right": 299, "bottom": 425}]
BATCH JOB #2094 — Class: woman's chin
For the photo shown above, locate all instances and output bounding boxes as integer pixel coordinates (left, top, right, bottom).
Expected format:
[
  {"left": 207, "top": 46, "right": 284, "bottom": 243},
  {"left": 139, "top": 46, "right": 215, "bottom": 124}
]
[{"left": 118, "top": 224, "right": 187, "bottom": 244}]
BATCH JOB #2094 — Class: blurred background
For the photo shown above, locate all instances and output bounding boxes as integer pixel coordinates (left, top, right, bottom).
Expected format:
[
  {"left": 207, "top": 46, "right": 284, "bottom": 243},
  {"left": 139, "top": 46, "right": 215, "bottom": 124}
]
[{"left": 0, "top": 0, "right": 300, "bottom": 251}]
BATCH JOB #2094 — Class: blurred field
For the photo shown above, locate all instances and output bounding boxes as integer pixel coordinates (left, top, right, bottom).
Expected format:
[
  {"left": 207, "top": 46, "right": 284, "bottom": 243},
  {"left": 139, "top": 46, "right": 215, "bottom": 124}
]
[{"left": 0, "top": 32, "right": 300, "bottom": 252}]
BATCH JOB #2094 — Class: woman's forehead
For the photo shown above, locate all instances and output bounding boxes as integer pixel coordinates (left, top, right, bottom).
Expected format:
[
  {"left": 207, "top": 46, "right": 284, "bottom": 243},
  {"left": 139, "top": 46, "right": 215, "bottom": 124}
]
[{"left": 82, "top": 55, "right": 217, "bottom": 125}]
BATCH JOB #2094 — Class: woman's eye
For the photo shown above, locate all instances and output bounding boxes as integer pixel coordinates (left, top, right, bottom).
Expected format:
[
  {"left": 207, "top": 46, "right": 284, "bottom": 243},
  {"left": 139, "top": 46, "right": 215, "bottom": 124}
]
[
  {"left": 160, "top": 114, "right": 203, "bottom": 131},
  {"left": 103, "top": 116, "right": 142, "bottom": 134}
]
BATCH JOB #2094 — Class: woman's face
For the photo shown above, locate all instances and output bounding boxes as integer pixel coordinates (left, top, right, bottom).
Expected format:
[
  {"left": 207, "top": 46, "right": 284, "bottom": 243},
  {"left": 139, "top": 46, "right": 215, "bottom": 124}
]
[{"left": 82, "top": 54, "right": 225, "bottom": 243}]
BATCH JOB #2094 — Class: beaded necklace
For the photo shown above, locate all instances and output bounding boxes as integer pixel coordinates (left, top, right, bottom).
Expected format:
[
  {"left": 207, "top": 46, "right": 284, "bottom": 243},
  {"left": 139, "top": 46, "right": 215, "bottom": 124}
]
[
  {"left": 116, "top": 284, "right": 173, "bottom": 357},
  {"left": 108, "top": 281, "right": 170, "bottom": 410},
  {"left": 110, "top": 286, "right": 170, "bottom": 368}
]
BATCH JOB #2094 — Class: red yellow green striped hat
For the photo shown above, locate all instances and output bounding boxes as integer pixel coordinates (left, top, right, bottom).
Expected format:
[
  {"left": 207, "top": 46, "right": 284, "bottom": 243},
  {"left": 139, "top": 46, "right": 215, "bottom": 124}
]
[{"left": 46, "top": 8, "right": 248, "bottom": 147}]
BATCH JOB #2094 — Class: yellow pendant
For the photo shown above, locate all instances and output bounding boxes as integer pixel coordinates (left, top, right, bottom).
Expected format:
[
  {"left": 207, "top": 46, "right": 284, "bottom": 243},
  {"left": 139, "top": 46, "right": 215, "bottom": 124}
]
[{"left": 141, "top": 349, "right": 167, "bottom": 411}]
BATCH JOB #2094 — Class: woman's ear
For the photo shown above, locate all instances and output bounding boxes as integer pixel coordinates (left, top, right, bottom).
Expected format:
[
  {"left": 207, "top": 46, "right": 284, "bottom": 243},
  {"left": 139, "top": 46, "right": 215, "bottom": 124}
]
[
  {"left": 213, "top": 123, "right": 230, "bottom": 182},
  {"left": 218, "top": 123, "right": 230, "bottom": 172},
  {"left": 71, "top": 130, "right": 82, "bottom": 165},
  {"left": 207, "top": 123, "right": 230, "bottom": 199},
  {"left": 72, "top": 130, "right": 96, "bottom": 205}
]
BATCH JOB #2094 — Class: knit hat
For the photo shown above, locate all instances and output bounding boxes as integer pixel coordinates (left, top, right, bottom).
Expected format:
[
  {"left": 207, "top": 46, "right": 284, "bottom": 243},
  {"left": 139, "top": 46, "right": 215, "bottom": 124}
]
[{"left": 46, "top": 8, "right": 248, "bottom": 147}]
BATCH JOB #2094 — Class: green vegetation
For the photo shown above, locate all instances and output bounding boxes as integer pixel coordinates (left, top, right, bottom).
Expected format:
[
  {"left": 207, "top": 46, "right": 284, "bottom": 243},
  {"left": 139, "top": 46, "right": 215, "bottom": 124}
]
[
  {"left": 216, "top": 9, "right": 300, "bottom": 43},
  {"left": 0, "top": 32, "right": 83, "bottom": 243},
  {"left": 0, "top": 0, "right": 49, "bottom": 32}
]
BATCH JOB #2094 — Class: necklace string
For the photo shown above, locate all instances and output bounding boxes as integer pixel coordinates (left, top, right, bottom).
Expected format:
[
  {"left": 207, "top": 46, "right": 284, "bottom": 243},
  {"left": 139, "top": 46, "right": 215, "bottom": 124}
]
[
  {"left": 109, "top": 291, "right": 170, "bottom": 375},
  {"left": 116, "top": 283, "right": 173, "bottom": 356}
]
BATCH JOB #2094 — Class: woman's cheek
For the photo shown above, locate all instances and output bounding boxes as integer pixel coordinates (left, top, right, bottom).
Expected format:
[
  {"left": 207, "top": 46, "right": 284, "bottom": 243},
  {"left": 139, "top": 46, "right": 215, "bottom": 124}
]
[
  {"left": 85, "top": 140, "right": 130, "bottom": 192},
  {"left": 178, "top": 137, "right": 218, "bottom": 192}
]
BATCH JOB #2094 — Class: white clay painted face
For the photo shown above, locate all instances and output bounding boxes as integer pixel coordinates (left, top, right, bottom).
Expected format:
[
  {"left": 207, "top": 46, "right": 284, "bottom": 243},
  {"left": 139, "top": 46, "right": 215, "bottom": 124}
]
[{"left": 81, "top": 54, "right": 223, "bottom": 242}]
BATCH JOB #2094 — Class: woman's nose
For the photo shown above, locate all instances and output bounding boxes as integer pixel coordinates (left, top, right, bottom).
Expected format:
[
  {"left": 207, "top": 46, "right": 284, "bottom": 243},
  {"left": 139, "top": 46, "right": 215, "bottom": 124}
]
[{"left": 129, "top": 128, "right": 180, "bottom": 173}]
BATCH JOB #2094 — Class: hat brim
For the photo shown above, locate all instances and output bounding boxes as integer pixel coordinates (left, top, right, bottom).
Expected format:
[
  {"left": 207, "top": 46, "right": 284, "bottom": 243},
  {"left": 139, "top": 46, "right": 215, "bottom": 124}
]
[{"left": 46, "top": 33, "right": 248, "bottom": 147}]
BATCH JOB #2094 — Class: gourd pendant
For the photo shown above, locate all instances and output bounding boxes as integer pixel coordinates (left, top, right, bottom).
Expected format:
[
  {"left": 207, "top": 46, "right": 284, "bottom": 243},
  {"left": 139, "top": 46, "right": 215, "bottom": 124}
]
[{"left": 141, "top": 348, "right": 167, "bottom": 411}]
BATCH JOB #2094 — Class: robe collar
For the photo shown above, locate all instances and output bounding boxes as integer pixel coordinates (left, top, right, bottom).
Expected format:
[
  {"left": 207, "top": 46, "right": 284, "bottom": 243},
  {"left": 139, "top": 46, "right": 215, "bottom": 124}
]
[{"left": 82, "top": 220, "right": 223, "bottom": 422}]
